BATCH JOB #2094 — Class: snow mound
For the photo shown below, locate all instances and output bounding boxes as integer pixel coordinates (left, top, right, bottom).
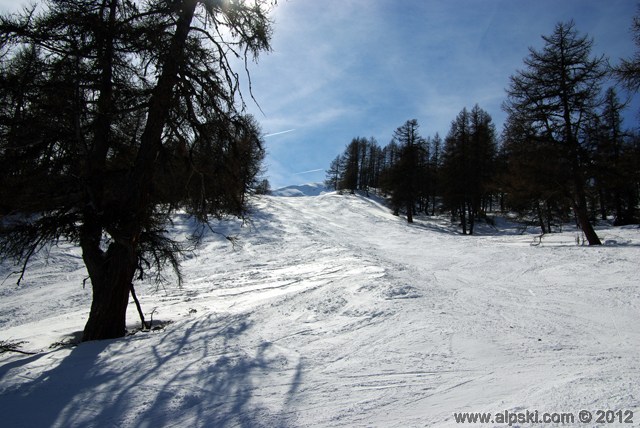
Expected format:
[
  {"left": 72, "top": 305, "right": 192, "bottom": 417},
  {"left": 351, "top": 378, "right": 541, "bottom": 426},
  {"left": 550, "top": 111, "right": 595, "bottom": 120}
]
[{"left": 271, "top": 182, "right": 328, "bottom": 197}]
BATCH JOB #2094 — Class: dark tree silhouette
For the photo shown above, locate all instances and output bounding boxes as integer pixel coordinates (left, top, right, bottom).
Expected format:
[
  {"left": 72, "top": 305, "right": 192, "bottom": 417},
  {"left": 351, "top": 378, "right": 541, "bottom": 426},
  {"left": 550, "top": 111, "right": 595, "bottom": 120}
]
[
  {"left": 504, "top": 21, "right": 606, "bottom": 245},
  {"left": 501, "top": 112, "right": 572, "bottom": 233},
  {"left": 382, "top": 119, "right": 426, "bottom": 223},
  {"left": 441, "top": 106, "right": 496, "bottom": 234},
  {"left": 612, "top": 9, "right": 640, "bottom": 94},
  {"left": 325, "top": 137, "right": 382, "bottom": 194},
  {"left": 587, "top": 88, "right": 639, "bottom": 224},
  {"left": 0, "top": 0, "right": 274, "bottom": 340}
]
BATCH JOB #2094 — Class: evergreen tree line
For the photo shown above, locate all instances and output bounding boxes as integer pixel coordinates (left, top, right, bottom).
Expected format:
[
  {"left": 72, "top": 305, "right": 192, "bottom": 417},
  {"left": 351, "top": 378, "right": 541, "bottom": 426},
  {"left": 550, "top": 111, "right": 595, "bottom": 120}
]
[{"left": 326, "top": 21, "right": 640, "bottom": 242}]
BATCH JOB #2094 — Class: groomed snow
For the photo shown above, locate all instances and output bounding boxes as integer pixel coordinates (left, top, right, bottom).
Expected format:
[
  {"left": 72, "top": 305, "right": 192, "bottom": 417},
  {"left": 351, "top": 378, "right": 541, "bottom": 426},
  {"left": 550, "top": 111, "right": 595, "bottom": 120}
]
[{"left": 1, "top": 191, "right": 639, "bottom": 427}]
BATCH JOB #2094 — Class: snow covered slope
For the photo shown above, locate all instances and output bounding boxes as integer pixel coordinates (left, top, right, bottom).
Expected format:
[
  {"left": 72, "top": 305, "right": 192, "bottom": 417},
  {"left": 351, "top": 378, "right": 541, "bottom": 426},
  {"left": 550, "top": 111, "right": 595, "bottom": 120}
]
[{"left": 1, "top": 192, "right": 639, "bottom": 427}]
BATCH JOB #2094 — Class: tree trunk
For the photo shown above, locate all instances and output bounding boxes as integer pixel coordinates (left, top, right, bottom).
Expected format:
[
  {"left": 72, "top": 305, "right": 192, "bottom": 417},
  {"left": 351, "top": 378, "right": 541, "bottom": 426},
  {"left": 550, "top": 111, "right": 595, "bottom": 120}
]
[
  {"left": 598, "top": 188, "right": 607, "bottom": 221},
  {"left": 573, "top": 192, "right": 601, "bottom": 245},
  {"left": 406, "top": 201, "right": 413, "bottom": 223},
  {"left": 536, "top": 202, "right": 547, "bottom": 234},
  {"left": 570, "top": 150, "right": 601, "bottom": 244},
  {"left": 545, "top": 201, "right": 554, "bottom": 233},
  {"left": 614, "top": 190, "right": 624, "bottom": 225},
  {"left": 129, "top": 0, "right": 197, "bottom": 213},
  {"left": 82, "top": 241, "right": 137, "bottom": 341},
  {"left": 565, "top": 142, "right": 601, "bottom": 244}
]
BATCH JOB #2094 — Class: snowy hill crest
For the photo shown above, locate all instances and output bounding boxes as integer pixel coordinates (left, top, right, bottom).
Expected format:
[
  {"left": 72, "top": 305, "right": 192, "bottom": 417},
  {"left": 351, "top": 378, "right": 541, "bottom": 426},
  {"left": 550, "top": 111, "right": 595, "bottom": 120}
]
[{"left": 270, "top": 182, "right": 328, "bottom": 197}]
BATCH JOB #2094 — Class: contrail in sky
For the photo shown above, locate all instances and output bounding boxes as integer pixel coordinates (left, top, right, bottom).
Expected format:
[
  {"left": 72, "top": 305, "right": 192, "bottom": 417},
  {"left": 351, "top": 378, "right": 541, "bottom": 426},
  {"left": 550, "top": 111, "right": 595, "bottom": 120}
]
[
  {"left": 294, "top": 168, "right": 324, "bottom": 175},
  {"left": 264, "top": 129, "right": 295, "bottom": 138}
]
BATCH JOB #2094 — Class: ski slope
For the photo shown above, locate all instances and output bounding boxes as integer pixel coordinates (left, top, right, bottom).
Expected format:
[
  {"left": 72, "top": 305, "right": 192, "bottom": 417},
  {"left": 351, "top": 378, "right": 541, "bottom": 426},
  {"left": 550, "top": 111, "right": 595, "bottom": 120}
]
[{"left": 1, "top": 189, "right": 639, "bottom": 427}]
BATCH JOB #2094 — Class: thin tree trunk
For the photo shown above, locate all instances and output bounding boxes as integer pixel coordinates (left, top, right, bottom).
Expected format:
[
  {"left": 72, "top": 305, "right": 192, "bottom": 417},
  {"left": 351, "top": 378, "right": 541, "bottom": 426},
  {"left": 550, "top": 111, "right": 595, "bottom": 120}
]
[
  {"left": 546, "top": 201, "right": 554, "bottom": 233},
  {"left": 536, "top": 201, "right": 547, "bottom": 234},
  {"left": 573, "top": 190, "right": 601, "bottom": 245},
  {"left": 598, "top": 187, "right": 607, "bottom": 221},
  {"left": 614, "top": 190, "right": 624, "bottom": 225},
  {"left": 130, "top": 283, "right": 149, "bottom": 330}
]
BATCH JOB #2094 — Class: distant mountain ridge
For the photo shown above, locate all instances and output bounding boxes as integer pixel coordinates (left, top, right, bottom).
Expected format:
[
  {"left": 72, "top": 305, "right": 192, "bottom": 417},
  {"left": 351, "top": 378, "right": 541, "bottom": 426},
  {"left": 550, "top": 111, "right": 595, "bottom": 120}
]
[{"left": 271, "top": 183, "right": 328, "bottom": 197}]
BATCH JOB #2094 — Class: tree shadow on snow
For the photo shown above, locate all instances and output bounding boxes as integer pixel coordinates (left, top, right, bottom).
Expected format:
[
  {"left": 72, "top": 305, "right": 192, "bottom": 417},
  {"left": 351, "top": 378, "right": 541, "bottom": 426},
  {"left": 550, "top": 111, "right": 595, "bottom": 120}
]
[
  {"left": 0, "top": 313, "right": 300, "bottom": 427},
  {"left": 0, "top": 339, "right": 112, "bottom": 427}
]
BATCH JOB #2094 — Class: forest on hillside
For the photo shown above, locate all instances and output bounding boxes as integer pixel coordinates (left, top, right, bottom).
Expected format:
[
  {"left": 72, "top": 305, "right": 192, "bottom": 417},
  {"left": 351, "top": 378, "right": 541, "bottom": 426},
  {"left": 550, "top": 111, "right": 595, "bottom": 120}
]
[{"left": 325, "top": 21, "right": 640, "bottom": 243}]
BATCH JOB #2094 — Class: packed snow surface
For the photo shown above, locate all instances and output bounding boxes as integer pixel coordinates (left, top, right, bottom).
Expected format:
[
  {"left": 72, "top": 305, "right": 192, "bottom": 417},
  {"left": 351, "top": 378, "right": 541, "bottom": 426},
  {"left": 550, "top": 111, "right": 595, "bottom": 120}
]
[{"left": 1, "top": 191, "right": 639, "bottom": 427}]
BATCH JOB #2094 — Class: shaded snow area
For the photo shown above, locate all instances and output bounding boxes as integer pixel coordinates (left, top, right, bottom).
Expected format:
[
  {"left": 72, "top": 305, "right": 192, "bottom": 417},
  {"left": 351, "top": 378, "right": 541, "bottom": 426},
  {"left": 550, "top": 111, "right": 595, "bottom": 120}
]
[{"left": 1, "top": 192, "right": 640, "bottom": 427}]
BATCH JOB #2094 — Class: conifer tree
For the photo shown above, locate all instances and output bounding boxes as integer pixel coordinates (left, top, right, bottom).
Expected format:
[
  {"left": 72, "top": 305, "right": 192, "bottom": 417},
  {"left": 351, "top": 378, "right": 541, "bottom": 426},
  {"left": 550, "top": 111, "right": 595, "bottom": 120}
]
[
  {"left": 382, "top": 119, "right": 425, "bottom": 223},
  {"left": 504, "top": 21, "right": 606, "bottom": 245},
  {"left": 0, "top": 0, "right": 274, "bottom": 340},
  {"left": 441, "top": 106, "right": 496, "bottom": 234}
]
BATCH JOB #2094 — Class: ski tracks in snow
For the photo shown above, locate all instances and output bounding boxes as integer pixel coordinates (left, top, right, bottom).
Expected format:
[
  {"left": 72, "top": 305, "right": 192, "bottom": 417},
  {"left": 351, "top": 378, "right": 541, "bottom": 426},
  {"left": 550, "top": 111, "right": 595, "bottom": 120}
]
[{"left": 1, "top": 192, "right": 639, "bottom": 427}]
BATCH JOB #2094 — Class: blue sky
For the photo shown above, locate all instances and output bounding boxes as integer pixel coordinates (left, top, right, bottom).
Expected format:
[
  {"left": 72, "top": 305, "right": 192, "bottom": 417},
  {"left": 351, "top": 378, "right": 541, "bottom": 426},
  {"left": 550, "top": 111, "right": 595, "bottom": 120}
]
[
  {"left": 243, "top": 0, "right": 640, "bottom": 188},
  {"left": 1, "top": 0, "right": 638, "bottom": 189}
]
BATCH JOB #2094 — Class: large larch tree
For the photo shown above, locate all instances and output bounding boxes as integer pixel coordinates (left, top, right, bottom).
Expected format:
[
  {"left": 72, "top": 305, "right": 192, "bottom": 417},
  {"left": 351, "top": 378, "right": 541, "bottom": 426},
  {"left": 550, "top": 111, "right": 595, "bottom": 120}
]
[
  {"left": 0, "top": 0, "right": 274, "bottom": 341},
  {"left": 504, "top": 21, "right": 606, "bottom": 245}
]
